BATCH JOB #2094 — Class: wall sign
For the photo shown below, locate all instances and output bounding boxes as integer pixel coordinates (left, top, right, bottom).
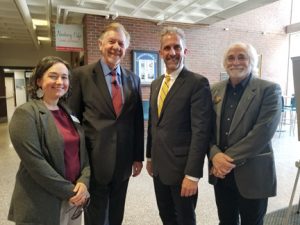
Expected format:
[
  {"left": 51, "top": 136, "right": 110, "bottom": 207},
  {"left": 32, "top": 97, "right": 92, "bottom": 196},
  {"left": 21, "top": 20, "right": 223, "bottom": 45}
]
[{"left": 55, "top": 24, "right": 84, "bottom": 52}]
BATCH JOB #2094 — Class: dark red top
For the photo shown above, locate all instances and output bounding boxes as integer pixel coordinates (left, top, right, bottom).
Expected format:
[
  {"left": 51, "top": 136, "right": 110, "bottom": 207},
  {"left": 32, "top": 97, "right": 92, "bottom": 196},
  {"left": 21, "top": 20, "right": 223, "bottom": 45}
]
[{"left": 51, "top": 108, "right": 80, "bottom": 183}]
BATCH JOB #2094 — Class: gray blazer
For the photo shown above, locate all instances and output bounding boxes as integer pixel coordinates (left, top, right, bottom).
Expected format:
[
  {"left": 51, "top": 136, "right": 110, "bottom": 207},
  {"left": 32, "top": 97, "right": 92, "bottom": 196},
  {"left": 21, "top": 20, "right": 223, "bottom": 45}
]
[
  {"left": 8, "top": 100, "right": 90, "bottom": 225},
  {"left": 147, "top": 67, "right": 213, "bottom": 185},
  {"left": 209, "top": 75, "right": 282, "bottom": 199}
]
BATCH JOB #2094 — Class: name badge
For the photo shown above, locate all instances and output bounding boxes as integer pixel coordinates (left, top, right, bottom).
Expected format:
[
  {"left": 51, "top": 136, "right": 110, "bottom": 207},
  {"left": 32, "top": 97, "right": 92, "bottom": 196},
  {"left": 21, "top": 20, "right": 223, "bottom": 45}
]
[{"left": 71, "top": 115, "right": 80, "bottom": 123}]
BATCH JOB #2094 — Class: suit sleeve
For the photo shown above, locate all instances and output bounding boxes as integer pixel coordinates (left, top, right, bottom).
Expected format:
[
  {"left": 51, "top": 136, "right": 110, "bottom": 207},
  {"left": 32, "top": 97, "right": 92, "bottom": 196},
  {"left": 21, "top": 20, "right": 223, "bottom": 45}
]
[
  {"left": 133, "top": 75, "right": 145, "bottom": 161},
  {"left": 185, "top": 77, "right": 213, "bottom": 178},
  {"left": 75, "top": 124, "right": 90, "bottom": 188},
  {"left": 224, "top": 83, "right": 281, "bottom": 164},
  {"left": 209, "top": 84, "right": 224, "bottom": 159},
  {"left": 146, "top": 82, "right": 154, "bottom": 158},
  {"left": 69, "top": 69, "right": 84, "bottom": 121},
  {"left": 9, "top": 107, "right": 75, "bottom": 200}
]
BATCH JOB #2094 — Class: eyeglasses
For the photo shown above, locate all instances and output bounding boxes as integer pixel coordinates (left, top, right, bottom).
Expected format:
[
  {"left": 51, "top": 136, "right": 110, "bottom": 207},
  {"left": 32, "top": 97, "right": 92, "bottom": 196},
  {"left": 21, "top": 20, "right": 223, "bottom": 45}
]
[
  {"left": 65, "top": 198, "right": 90, "bottom": 220},
  {"left": 226, "top": 54, "right": 249, "bottom": 63}
]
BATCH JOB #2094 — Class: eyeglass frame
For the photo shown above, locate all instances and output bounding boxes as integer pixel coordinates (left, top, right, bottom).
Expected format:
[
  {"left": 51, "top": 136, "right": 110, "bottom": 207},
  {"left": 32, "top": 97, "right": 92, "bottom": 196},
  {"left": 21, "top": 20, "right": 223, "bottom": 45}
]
[
  {"left": 65, "top": 197, "right": 90, "bottom": 220},
  {"left": 226, "top": 54, "right": 249, "bottom": 63}
]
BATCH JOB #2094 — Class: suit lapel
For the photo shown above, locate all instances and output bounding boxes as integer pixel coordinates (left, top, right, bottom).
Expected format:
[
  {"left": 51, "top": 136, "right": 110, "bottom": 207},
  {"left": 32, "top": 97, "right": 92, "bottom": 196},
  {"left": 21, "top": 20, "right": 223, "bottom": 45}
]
[
  {"left": 59, "top": 102, "right": 86, "bottom": 168},
  {"left": 34, "top": 100, "right": 65, "bottom": 173},
  {"left": 229, "top": 78, "right": 256, "bottom": 134},
  {"left": 92, "top": 62, "right": 115, "bottom": 115},
  {"left": 158, "top": 69, "right": 186, "bottom": 121},
  {"left": 214, "top": 82, "right": 227, "bottom": 144},
  {"left": 161, "top": 73, "right": 185, "bottom": 113},
  {"left": 151, "top": 76, "right": 163, "bottom": 122},
  {"left": 120, "top": 67, "right": 132, "bottom": 115}
]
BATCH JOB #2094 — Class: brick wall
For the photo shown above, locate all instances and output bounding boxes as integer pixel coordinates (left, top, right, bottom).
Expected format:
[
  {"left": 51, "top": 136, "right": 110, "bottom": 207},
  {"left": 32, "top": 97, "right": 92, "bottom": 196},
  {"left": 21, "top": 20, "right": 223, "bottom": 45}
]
[{"left": 83, "top": 0, "right": 291, "bottom": 99}]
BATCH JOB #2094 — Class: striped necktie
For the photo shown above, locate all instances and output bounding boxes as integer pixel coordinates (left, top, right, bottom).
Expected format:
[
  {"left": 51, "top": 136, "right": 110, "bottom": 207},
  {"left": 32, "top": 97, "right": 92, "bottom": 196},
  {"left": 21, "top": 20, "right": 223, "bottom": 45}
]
[{"left": 158, "top": 74, "right": 171, "bottom": 116}]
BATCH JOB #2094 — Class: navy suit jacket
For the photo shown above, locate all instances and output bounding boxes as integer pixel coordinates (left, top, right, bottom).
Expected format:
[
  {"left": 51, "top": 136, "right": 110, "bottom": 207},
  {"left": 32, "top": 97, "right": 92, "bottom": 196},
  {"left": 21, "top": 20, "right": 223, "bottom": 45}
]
[{"left": 69, "top": 61, "right": 144, "bottom": 184}]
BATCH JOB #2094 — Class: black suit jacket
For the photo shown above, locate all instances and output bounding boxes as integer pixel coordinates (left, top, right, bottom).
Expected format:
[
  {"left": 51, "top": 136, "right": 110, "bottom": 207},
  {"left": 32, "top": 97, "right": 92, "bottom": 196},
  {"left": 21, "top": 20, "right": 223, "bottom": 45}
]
[
  {"left": 69, "top": 61, "right": 144, "bottom": 184},
  {"left": 146, "top": 67, "right": 213, "bottom": 185}
]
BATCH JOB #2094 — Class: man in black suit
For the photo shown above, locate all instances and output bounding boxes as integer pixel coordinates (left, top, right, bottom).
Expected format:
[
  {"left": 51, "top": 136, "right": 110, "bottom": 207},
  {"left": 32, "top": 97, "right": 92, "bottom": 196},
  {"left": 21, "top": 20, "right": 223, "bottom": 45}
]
[
  {"left": 146, "top": 26, "right": 213, "bottom": 225},
  {"left": 69, "top": 22, "right": 144, "bottom": 225}
]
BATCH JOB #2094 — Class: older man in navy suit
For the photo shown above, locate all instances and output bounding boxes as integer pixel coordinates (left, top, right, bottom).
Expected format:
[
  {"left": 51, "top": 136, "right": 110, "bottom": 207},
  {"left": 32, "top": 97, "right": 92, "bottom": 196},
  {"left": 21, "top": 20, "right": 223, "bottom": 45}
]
[
  {"left": 69, "top": 22, "right": 144, "bottom": 225},
  {"left": 209, "top": 42, "right": 282, "bottom": 225}
]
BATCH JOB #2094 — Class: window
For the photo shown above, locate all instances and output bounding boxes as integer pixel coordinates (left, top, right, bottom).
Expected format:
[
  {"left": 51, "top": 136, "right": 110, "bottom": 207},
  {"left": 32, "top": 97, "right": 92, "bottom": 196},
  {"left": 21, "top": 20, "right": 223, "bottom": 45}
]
[{"left": 291, "top": 0, "right": 300, "bottom": 23}]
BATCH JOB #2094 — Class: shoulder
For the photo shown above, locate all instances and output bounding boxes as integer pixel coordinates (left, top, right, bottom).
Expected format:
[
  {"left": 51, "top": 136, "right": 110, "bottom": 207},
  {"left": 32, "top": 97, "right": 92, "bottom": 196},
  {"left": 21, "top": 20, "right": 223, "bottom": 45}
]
[
  {"left": 180, "top": 68, "right": 210, "bottom": 88},
  {"left": 211, "top": 80, "right": 227, "bottom": 90},
  {"left": 251, "top": 76, "right": 281, "bottom": 91},
  {"left": 72, "top": 62, "right": 98, "bottom": 76},
  {"left": 122, "top": 67, "right": 139, "bottom": 79},
  {"left": 14, "top": 100, "right": 51, "bottom": 119},
  {"left": 15, "top": 100, "right": 40, "bottom": 113},
  {"left": 182, "top": 68, "right": 206, "bottom": 80},
  {"left": 210, "top": 81, "right": 227, "bottom": 99},
  {"left": 121, "top": 66, "right": 141, "bottom": 88},
  {"left": 150, "top": 75, "right": 163, "bottom": 87},
  {"left": 13, "top": 102, "right": 34, "bottom": 117},
  {"left": 10, "top": 100, "right": 44, "bottom": 129}
]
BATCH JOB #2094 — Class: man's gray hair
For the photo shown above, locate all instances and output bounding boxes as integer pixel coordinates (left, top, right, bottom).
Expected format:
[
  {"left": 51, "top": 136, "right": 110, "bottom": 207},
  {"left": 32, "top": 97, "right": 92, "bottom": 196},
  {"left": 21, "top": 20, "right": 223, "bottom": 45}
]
[
  {"left": 99, "top": 22, "right": 130, "bottom": 48},
  {"left": 160, "top": 26, "right": 186, "bottom": 48},
  {"left": 223, "top": 42, "right": 259, "bottom": 76}
]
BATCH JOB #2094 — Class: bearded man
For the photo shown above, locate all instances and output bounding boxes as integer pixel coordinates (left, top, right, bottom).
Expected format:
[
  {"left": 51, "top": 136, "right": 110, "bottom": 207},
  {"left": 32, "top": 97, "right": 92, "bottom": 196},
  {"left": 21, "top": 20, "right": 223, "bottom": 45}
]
[{"left": 209, "top": 42, "right": 282, "bottom": 225}]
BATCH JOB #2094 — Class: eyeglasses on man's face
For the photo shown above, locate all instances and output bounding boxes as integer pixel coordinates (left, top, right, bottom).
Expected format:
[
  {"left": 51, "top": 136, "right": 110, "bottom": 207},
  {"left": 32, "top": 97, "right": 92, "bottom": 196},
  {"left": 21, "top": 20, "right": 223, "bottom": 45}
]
[
  {"left": 65, "top": 198, "right": 90, "bottom": 220},
  {"left": 226, "top": 54, "right": 249, "bottom": 63}
]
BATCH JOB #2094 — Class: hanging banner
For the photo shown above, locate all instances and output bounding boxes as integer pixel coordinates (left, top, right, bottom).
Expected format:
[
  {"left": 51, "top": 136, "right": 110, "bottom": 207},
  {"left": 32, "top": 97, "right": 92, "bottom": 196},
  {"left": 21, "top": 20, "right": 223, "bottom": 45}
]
[{"left": 55, "top": 24, "right": 84, "bottom": 52}]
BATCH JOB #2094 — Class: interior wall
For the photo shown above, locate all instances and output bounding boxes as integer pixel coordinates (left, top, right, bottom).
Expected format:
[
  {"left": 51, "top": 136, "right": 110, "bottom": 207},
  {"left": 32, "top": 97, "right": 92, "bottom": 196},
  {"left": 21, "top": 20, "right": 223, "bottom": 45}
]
[
  {"left": 14, "top": 71, "right": 26, "bottom": 107},
  {"left": 83, "top": 0, "right": 291, "bottom": 101},
  {"left": 291, "top": 56, "right": 300, "bottom": 140},
  {"left": 0, "top": 43, "right": 71, "bottom": 67},
  {"left": 5, "top": 77, "right": 15, "bottom": 122},
  {"left": 0, "top": 68, "right": 7, "bottom": 122}
]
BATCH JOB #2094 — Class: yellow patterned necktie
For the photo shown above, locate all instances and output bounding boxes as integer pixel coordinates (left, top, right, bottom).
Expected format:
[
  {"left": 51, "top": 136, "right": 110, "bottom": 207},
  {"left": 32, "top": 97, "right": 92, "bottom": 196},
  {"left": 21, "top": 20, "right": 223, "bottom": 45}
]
[{"left": 158, "top": 74, "right": 171, "bottom": 116}]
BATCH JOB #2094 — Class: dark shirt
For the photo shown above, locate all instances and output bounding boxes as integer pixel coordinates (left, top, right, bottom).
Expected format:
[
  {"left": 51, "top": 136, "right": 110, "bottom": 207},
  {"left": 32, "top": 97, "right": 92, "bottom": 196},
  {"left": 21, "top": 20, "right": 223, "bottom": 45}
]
[
  {"left": 219, "top": 74, "right": 251, "bottom": 151},
  {"left": 51, "top": 108, "right": 80, "bottom": 183}
]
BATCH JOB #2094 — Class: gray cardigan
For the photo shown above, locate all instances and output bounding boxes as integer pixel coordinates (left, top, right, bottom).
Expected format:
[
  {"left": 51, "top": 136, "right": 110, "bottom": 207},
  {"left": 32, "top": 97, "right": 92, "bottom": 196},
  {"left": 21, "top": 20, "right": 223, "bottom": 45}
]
[{"left": 8, "top": 99, "right": 90, "bottom": 225}]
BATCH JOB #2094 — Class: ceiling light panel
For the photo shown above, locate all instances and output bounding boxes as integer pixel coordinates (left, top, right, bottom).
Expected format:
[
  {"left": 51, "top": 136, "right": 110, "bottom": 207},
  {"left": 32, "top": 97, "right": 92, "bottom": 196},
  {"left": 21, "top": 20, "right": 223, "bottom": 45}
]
[{"left": 32, "top": 19, "right": 48, "bottom": 26}]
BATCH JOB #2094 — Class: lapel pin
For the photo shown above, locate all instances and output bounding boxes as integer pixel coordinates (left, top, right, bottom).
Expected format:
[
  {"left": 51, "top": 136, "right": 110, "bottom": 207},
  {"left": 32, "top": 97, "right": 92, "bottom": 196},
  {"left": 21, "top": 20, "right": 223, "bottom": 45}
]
[{"left": 214, "top": 96, "right": 222, "bottom": 104}]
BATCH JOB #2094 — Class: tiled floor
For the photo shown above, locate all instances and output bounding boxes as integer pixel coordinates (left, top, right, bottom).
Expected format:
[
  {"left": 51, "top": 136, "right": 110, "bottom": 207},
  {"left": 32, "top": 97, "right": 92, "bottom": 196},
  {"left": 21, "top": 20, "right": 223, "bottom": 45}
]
[{"left": 0, "top": 121, "right": 299, "bottom": 225}]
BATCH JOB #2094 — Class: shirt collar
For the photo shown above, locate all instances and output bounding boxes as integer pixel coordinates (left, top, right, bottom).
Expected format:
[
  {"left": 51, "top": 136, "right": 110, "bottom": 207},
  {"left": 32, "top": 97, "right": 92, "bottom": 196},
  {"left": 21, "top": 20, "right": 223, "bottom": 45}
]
[
  {"left": 166, "top": 64, "right": 184, "bottom": 80},
  {"left": 100, "top": 59, "right": 121, "bottom": 77},
  {"left": 228, "top": 73, "right": 252, "bottom": 89}
]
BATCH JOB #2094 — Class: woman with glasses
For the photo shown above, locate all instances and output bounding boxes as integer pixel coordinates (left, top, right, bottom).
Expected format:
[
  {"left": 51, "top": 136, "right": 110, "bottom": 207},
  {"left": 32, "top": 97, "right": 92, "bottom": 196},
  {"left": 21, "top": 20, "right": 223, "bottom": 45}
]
[{"left": 8, "top": 56, "right": 90, "bottom": 225}]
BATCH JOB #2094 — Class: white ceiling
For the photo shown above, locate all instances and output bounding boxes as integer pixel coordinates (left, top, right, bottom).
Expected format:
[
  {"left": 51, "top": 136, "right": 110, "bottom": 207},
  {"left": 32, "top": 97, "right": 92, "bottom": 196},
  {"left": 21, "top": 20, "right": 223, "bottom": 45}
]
[{"left": 0, "top": 0, "right": 278, "bottom": 48}]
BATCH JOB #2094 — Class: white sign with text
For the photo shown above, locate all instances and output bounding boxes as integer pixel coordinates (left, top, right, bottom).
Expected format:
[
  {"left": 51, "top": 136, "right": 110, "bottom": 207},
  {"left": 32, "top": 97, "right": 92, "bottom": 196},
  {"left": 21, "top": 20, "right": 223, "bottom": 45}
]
[{"left": 55, "top": 24, "right": 84, "bottom": 52}]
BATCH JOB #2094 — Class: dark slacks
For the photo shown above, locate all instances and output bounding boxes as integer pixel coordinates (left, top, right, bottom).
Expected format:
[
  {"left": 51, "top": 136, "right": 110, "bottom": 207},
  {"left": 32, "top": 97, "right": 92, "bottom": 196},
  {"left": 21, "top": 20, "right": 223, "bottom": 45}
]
[
  {"left": 153, "top": 176, "right": 198, "bottom": 225},
  {"left": 214, "top": 171, "right": 268, "bottom": 225},
  {"left": 85, "top": 177, "right": 129, "bottom": 225}
]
